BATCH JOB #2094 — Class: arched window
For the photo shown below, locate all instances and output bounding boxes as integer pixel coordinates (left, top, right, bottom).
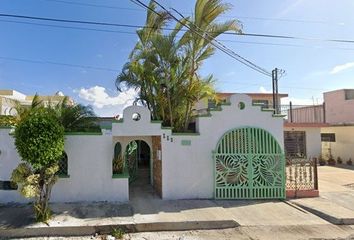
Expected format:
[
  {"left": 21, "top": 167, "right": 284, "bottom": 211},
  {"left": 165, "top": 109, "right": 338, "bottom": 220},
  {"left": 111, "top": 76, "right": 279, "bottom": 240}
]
[
  {"left": 113, "top": 142, "right": 123, "bottom": 175},
  {"left": 58, "top": 152, "right": 68, "bottom": 176}
]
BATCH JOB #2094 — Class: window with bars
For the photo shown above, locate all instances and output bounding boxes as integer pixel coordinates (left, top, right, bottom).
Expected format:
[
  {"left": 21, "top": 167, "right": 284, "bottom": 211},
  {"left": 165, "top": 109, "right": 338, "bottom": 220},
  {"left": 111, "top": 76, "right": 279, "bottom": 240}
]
[
  {"left": 0, "top": 180, "right": 17, "bottom": 190},
  {"left": 321, "top": 133, "right": 336, "bottom": 142},
  {"left": 284, "top": 131, "right": 307, "bottom": 158},
  {"left": 113, "top": 142, "right": 124, "bottom": 175},
  {"left": 57, "top": 152, "right": 68, "bottom": 177}
]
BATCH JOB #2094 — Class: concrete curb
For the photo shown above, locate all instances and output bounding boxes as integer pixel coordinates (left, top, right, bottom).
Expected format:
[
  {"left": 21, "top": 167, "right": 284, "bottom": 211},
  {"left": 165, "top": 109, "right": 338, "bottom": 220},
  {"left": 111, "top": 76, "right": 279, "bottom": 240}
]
[
  {"left": 0, "top": 220, "right": 239, "bottom": 238},
  {"left": 292, "top": 202, "right": 354, "bottom": 225}
]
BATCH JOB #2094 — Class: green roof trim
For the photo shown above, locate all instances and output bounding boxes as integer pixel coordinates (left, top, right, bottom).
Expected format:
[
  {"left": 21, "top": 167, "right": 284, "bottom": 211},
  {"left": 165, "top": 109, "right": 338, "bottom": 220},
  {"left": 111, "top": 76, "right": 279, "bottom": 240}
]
[
  {"left": 272, "top": 114, "right": 286, "bottom": 118},
  {"left": 261, "top": 108, "right": 275, "bottom": 112},
  {"left": 0, "top": 126, "right": 14, "bottom": 129},
  {"left": 58, "top": 174, "right": 70, "bottom": 178},
  {"left": 196, "top": 113, "right": 212, "bottom": 118},
  {"left": 161, "top": 126, "right": 173, "bottom": 130},
  {"left": 112, "top": 173, "right": 129, "bottom": 179},
  {"left": 113, "top": 119, "right": 124, "bottom": 123},
  {"left": 65, "top": 132, "right": 102, "bottom": 135},
  {"left": 100, "top": 126, "right": 112, "bottom": 130},
  {"left": 209, "top": 107, "right": 222, "bottom": 111},
  {"left": 252, "top": 103, "right": 264, "bottom": 106},
  {"left": 151, "top": 120, "right": 163, "bottom": 123},
  {"left": 172, "top": 132, "right": 200, "bottom": 136}
]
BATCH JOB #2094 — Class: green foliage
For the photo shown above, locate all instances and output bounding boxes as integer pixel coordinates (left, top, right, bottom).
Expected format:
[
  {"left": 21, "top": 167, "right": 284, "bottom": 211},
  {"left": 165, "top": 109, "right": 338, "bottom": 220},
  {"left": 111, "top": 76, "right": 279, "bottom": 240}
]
[
  {"left": 116, "top": 0, "right": 241, "bottom": 132},
  {"left": 54, "top": 97, "right": 100, "bottom": 132},
  {"left": 14, "top": 108, "right": 65, "bottom": 170},
  {"left": 12, "top": 107, "right": 64, "bottom": 222},
  {"left": 111, "top": 227, "right": 125, "bottom": 239},
  {"left": 0, "top": 115, "right": 17, "bottom": 127}
]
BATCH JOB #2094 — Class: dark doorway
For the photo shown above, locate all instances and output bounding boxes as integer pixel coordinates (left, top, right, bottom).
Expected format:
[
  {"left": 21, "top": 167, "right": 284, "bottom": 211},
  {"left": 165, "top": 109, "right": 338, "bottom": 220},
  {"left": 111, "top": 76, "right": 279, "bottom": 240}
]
[{"left": 125, "top": 140, "right": 151, "bottom": 184}]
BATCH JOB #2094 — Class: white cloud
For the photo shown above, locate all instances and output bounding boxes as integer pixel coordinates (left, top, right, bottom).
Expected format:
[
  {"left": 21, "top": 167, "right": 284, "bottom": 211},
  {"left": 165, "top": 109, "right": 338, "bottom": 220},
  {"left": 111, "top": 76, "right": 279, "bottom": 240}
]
[
  {"left": 330, "top": 62, "right": 354, "bottom": 74},
  {"left": 76, "top": 86, "right": 136, "bottom": 109},
  {"left": 259, "top": 86, "right": 271, "bottom": 93}
]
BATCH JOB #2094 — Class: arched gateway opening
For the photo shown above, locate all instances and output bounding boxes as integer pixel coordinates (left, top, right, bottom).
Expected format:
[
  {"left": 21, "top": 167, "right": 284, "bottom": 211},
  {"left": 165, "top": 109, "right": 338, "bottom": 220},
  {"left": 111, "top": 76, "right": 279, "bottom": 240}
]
[{"left": 125, "top": 140, "right": 151, "bottom": 184}]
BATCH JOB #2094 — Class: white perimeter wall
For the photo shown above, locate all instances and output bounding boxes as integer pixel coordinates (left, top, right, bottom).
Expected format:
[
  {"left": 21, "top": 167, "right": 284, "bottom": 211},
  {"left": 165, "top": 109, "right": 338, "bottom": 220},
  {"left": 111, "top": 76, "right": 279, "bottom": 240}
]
[
  {"left": 321, "top": 126, "right": 354, "bottom": 160},
  {"left": 1, "top": 93, "right": 285, "bottom": 202},
  {"left": 0, "top": 129, "right": 128, "bottom": 203},
  {"left": 283, "top": 126, "right": 322, "bottom": 159}
]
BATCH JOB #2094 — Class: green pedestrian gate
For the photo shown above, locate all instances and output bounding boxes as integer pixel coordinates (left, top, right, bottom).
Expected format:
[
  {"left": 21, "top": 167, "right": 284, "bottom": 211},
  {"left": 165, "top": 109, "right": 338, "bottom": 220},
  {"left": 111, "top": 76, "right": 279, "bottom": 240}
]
[{"left": 213, "top": 127, "right": 285, "bottom": 199}]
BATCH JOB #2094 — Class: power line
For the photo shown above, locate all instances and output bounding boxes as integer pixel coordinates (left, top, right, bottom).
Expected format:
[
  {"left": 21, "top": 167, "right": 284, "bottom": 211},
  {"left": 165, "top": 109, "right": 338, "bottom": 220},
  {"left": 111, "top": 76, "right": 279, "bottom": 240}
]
[
  {"left": 2, "top": 19, "right": 354, "bottom": 52},
  {"left": 0, "top": 55, "right": 325, "bottom": 92},
  {"left": 1, "top": 13, "right": 354, "bottom": 44},
  {"left": 38, "top": 0, "right": 347, "bottom": 26},
  {"left": 169, "top": 6, "right": 271, "bottom": 76},
  {"left": 0, "top": 19, "right": 138, "bottom": 35},
  {"left": 143, "top": 0, "right": 271, "bottom": 76},
  {"left": 0, "top": 56, "right": 118, "bottom": 72}
]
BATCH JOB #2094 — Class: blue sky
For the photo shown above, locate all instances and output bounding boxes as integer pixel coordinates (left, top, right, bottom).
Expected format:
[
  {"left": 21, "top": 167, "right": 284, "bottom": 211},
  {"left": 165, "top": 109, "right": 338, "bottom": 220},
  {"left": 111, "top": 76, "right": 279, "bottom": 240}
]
[{"left": 1, "top": 0, "right": 354, "bottom": 116}]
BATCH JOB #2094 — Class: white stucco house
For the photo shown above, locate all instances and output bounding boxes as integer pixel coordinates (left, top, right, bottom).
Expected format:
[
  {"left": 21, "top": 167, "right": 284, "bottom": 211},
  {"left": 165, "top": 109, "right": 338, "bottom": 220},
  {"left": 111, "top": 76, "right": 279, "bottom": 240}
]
[{"left": 0, "top": 93, "right": 286, "bottom": 203}]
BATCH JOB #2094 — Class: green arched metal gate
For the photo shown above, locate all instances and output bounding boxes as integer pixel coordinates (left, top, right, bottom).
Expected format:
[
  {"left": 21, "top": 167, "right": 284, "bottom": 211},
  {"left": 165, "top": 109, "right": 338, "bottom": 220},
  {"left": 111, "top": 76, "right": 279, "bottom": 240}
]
[{"left": 213, "top": 127, "right": 285, "bottom": 199}]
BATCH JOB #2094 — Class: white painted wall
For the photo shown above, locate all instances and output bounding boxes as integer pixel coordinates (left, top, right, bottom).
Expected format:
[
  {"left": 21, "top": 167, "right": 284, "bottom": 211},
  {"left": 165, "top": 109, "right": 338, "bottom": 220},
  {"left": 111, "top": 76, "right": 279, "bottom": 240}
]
[
  {"left": 283, "top": 126, "right": 322, "bottom": 159},
  {"left": 321, "top": 126, "right": 354, "bottom": 160},
  {"left": 0, "top": 130, "right": 128, "bottom": 203},
  {"left": 161, "top": 94, "right": 284, "bottom": 199}
]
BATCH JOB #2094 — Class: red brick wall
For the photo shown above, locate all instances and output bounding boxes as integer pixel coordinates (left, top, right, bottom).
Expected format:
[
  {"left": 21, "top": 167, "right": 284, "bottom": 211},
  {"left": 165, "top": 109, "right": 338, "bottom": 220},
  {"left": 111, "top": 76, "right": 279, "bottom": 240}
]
[{"left": 152, "top": 136, "right": 162, "bottom": 197}]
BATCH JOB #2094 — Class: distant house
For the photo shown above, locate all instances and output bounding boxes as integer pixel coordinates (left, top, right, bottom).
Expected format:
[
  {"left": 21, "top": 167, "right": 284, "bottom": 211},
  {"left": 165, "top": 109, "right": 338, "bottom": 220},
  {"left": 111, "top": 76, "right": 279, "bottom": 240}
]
[
  {"left": 0, "top": 89, "right": 73, "bottom": 116},
  {"left": 321, "top": 89, "right": 354, "bottom": 160},
  {"left": 283, "top": 88, "right": 354, "bottom": 161}
]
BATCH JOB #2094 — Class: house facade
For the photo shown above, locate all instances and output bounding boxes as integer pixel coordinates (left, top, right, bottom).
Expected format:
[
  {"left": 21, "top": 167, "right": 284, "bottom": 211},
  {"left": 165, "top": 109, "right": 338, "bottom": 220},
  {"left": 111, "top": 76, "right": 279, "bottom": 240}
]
[
  {"left": 0, "top": 94, "right": 286, "bottom": 202},
  {"left": 0, "top": 89, "right": 73, "bottom": 116}
]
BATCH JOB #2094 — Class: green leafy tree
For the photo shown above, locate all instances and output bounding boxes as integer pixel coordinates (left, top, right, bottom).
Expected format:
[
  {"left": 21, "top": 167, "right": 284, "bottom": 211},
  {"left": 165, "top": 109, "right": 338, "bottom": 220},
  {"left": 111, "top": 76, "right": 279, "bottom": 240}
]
[
  {"left": 11, "top": 107, "right": 64, "bottom": 222},
  {"left": 116, "top": 0, "right": 241, "bottom": 132}
]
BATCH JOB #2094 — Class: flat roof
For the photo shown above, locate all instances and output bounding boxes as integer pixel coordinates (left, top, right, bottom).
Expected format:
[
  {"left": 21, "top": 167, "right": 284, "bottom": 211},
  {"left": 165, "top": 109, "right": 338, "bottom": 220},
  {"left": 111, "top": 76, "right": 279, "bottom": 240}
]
[
  {"left": 216, "top": 92, "right": 288, "bottom": 98},
  {"left": 284, "top": 122, "right": 329, "bottom": 128}
]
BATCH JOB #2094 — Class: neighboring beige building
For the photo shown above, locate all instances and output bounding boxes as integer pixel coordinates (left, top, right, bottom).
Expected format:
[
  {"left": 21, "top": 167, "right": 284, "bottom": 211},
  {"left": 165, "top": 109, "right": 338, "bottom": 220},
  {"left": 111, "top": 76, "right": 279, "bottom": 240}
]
[
  {"left": 324, "top": 89, "right": 354, "bottom": 124},
  {"left": 320, "top": 89, "right": 354, "bottom": 160},
  {"left": 0, "top": 90, "right": 73, "bottom": 116}
]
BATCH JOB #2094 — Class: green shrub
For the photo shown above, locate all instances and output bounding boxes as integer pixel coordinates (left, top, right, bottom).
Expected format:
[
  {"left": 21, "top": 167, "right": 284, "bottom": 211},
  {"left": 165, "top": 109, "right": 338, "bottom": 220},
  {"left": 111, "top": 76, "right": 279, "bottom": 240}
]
[
  {"left": 111, "top": 227, "right": 125, "bottom": 239},
  {"left": 11, "top": 107, "right": 64, "bottom": 222}
]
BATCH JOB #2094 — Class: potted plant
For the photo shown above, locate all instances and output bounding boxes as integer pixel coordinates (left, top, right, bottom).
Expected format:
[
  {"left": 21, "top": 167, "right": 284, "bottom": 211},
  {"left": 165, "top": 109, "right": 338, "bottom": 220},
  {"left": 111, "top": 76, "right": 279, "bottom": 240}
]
[
  {"left": 337, "top": 157, "right": 343, "bottom": 164},
  {"left": 347, "top": 158, "right": 353, "bottom": 166},
  {"left": 319, "top": 155, "right": 326, "bottom": 166},
  {"left": 328, "top": 155, "right": 336, "bottom": 166}
]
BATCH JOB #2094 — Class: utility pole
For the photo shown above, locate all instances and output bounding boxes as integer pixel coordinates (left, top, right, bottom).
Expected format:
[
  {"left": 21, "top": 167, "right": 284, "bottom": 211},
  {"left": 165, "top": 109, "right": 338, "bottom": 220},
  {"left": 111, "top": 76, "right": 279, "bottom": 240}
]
[
  {"left": 272, "top": 68, "right": 285, "bottom": 114},
  {"left": 272, "top": 68, "right": 278, "bottom": 114}
]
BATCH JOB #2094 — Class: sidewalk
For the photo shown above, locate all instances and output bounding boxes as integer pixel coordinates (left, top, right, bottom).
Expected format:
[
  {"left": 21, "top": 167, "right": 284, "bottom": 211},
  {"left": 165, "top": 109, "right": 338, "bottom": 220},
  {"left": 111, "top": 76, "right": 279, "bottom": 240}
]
[
  {"left": 1, "top": 166, "right": 353, "bottom": 238},
  {"left": 291, "top": 166, "right": 354, "bottom": 225},
  {"left": 0, "top": 198, "right": 329, "bottom": 238}
]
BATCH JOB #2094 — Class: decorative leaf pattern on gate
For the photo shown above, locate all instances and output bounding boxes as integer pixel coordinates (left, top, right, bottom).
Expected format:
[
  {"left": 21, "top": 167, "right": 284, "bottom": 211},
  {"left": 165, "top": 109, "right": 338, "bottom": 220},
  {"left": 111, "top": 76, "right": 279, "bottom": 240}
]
[
  {"left": 252, "top": 155, "right": 283, "bottom": 187},
  {"left": 215, "top": 155, "right": 248, "bottom": 187},
  {"left": 214, "top": 127, "right": 285, "bottom": 199}
]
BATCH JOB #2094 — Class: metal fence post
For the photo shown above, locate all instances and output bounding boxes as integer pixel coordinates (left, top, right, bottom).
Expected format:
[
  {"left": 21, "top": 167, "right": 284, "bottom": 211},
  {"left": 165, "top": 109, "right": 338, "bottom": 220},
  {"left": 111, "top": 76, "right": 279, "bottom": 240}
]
[
  {"left": 289, "top": 101, "right": 293, "bottom": 123},
  {"left": 313, "top": 157, "right": 319, "bottom": 190}
]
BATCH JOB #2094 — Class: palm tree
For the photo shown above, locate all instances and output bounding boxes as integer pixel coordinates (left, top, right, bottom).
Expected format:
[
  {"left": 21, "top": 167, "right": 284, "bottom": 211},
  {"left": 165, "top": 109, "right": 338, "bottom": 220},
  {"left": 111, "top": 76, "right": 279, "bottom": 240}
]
[
  {"left": 116, "top": 0, "right": 242, "bottom": 132},
  {"left": 10, "top": 94, "right": 99, "bottom": 132},
  {"left": 179, "top": 0, "right": 242, "bottom": 129}
]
